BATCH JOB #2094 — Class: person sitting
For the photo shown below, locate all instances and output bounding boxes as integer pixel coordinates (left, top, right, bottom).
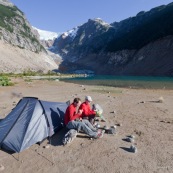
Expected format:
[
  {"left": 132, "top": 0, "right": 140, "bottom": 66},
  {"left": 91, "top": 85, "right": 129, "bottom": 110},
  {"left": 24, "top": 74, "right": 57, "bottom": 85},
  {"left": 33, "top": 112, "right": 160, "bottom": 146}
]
[
  {"left": 64, "top": 98, "right": 104, "bottom": 139},
  {"left": 79, "top": 96, "right": 96, "bottom": 125}
]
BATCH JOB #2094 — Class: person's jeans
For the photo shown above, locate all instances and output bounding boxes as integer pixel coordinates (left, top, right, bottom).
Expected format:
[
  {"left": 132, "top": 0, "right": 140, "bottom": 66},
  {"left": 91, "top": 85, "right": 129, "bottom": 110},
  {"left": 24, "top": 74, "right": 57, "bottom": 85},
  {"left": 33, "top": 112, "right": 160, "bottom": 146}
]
[
  {"left": 66, "top": 120, "right": 98, "bottom": 138},
  {"left": 83, "top": 114, "right": 95, "bottom": 125}
]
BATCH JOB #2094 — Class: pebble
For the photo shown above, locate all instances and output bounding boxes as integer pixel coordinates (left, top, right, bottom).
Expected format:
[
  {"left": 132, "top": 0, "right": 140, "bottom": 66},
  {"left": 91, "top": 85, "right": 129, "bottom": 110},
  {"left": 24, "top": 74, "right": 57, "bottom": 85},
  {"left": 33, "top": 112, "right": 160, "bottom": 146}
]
[
  {"left": 158, "top": 96, "right": 164, "bottom": 103},
  {"left": 43, "top": 145, "right": 50, "bottom": 149},
  {"left": 104, "top": 125, "right": 109, "bottom": 130},
  {"left": 129, "top": 135, "right": 135, "bottom": 139},
  {"left": 0, "top": 165, "right": 5, "bottom": 171},
  {"left": 117, "top": 123, "right": 122, "bottom": 126},
  {"left": 126, "top": 137, "right": 134, "bottom": 143},
  {"left": 46, "top": 145, "right": 50, "bottom": 149},
  {"left": 130, "top": 145, "right": 137, "bottom": 153}
]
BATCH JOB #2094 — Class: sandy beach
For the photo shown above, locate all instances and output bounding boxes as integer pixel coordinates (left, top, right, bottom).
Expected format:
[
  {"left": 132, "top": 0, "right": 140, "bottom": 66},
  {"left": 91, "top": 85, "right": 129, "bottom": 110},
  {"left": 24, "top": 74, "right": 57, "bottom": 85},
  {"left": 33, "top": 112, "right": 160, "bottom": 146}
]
[{"left": 0, "top": 78, "right": 173, "bottom": 173}]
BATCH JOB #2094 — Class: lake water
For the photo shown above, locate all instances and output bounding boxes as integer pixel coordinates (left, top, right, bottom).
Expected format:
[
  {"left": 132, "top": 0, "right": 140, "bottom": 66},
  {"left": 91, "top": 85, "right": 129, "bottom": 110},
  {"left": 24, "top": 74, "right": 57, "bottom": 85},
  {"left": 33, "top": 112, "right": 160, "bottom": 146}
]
[{"left": 60, "top": 75, "right": 173, "bottom": 89}]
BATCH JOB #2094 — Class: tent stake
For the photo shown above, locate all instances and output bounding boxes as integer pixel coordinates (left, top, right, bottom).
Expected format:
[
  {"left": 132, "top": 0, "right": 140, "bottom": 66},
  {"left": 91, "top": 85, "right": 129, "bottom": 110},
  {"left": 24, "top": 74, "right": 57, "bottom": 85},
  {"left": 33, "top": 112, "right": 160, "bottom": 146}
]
[{"left": 11, "top": 153, "right": 20, "bottom": 161}]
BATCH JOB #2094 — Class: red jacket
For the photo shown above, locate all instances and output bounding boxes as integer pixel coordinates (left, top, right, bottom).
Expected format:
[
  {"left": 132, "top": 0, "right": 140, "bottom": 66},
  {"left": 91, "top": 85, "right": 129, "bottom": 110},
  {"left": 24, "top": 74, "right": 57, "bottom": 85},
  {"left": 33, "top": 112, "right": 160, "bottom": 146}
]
[
  {"left": 79, "top": 102, "right": 96, "bottom": 118},
  {"left": 64, "top": 103, "right": 81, "bottom": 125}
]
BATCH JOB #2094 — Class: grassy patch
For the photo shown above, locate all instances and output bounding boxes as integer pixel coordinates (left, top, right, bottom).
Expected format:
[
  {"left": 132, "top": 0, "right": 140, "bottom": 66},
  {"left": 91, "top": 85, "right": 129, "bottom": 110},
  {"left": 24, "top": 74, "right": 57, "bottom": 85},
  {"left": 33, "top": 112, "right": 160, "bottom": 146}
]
[
  {"left": 0, "top": 71, "right": 77, "bottom": 78},
  {"left": 0, "top": 76, "right": 14, "bottom": 86}
]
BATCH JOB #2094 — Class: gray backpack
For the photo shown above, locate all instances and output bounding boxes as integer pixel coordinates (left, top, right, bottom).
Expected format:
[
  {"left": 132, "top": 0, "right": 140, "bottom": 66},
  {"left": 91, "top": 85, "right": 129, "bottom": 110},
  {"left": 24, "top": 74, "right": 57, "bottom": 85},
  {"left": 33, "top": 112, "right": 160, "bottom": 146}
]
[{"left": 62, "top": 129, "right": 77, "bottom": 145}]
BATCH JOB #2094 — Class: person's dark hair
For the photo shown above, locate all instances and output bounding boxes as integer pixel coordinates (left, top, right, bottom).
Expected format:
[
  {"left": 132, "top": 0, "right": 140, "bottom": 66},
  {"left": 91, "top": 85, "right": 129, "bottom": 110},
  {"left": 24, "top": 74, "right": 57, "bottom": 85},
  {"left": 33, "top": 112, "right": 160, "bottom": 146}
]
[{"left": 73, "top": 98, "right": 81, "bottom": 104}]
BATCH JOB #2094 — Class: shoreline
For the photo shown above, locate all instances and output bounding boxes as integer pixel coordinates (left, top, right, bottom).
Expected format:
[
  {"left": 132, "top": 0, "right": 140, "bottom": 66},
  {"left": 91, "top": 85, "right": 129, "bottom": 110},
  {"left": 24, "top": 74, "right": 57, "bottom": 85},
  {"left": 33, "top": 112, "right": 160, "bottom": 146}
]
[{"left": 0, "top": 78, "right": 173, "bottom": 173}]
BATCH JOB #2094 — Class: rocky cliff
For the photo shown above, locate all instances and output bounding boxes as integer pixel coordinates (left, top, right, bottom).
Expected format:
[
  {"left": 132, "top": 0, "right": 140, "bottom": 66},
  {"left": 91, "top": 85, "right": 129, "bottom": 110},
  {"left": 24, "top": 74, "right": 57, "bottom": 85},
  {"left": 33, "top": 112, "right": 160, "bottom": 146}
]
[{"left": 0, "top": 0, "right": 58, "bottom": 73}]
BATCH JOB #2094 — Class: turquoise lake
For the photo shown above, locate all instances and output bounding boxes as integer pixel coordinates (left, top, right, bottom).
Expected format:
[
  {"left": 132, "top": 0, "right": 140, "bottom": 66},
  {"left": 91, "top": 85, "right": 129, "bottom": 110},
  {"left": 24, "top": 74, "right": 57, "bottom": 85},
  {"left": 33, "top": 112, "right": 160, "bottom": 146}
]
[{"left": 60, "top": 75, "right": 173, "bottom": 89}]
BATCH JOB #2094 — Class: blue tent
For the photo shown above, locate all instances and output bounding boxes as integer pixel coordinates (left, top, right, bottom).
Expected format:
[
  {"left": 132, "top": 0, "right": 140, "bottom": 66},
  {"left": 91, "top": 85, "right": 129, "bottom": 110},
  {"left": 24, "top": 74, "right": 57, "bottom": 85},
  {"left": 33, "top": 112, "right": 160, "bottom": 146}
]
[{"left": 0, "top": 97, "right": 68, "bottom": 153}]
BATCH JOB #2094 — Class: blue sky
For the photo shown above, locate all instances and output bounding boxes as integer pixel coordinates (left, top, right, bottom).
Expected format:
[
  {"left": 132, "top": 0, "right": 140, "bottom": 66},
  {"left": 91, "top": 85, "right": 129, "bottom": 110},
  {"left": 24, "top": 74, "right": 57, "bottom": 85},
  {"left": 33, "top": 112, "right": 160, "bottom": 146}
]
[{"left": 10, "top": 0, "right": 173, "bottom": 33}]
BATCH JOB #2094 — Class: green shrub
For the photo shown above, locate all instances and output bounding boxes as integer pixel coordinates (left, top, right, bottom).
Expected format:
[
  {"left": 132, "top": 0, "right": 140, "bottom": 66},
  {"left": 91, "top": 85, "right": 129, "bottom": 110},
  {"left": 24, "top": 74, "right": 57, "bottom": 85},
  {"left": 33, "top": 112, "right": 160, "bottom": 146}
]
[
  {"left": 0, "top": 4, "right": 19, "bottom": 32},
  {"left": 22, "top": 69, "right": 37, "bottom": 76},
  {"left": 0, "top": 76, "right": 14, "bottom": 86}
]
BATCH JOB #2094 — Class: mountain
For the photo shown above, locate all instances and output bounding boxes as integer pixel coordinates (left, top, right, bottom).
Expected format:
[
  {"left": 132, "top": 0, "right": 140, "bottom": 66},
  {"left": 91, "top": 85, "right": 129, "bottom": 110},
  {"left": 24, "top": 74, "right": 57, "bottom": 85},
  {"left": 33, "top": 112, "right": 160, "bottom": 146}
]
[
  {"left": 53, "top": 3, "right": 173, "bottom": 76},
  {"left": 53, "top": 18, "right": 113, "bottom": 60},
  {"left": 0, "top": 0, "right": 58, "bottom": 73},
  {"left": 31, "top": 27, "right": 63, "bottom": 68},
  {"left": 32, "top": 26, "right": 61, "bottom": 48}
]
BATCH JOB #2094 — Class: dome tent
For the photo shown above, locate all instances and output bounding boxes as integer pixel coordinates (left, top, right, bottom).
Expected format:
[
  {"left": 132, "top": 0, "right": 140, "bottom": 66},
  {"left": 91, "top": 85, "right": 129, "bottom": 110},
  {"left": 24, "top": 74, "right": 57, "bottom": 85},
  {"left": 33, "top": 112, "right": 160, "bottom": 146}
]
[{"left": 0, "top": 97, "right": 68, "bottom": 153}]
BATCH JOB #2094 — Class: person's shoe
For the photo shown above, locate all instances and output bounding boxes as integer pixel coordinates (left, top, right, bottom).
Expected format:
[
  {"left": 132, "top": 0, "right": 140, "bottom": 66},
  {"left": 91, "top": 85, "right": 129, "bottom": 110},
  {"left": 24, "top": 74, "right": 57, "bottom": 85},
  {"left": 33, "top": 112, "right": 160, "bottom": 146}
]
[
  {"left": 97, "top": 130, "right": 105, "bottom": 139},
  {"left": 97, "top": 129, "right": 102, "bottom": 133},
  {"left": 94, "top": 123, "right": 100, "bottom": 129}
]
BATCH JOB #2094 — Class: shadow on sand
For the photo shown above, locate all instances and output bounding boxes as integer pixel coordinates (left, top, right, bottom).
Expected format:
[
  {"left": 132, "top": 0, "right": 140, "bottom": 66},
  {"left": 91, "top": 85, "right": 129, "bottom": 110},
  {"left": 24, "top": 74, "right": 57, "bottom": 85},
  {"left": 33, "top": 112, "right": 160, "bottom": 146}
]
[
  {"left": 120, "top": 147, "right": 132, "bottom": 153},
  {"left": 49, "top": 127, "right": 68, "bottom": 146}
]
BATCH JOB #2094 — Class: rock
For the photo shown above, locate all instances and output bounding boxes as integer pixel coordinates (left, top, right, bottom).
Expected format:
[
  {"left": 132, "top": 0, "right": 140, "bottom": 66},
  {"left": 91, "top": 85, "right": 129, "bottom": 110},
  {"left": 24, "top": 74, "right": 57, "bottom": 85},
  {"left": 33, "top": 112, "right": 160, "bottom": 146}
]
[
  {"left": 130, "top": 145, "right": 137, "bottom": 153},
  {"left": 117, "top": 123, "right": 122, "bottom": 126},
  {"left": 158, "top": 96, "right": 164, "bottom": 103},
  {"left": 126, "top": 137, "right": 134, "bottom": 143},
  {"left": 45, "top": 145, "right": 50, "bottom": 149},
  {"left": 103, "top": 125, "right": 109, "bottom": 130},
  {"left": 129, "top": 135, "right": 135, "bottom": 139},
  {"left": 43, "top": 145, "right": 50, "bottom": 149},
  {"left": 0, "top": 165, "right": 5, "bottom": 171},
  {"left": 140, "top": 101, "right": 145, "bottom": 103}
]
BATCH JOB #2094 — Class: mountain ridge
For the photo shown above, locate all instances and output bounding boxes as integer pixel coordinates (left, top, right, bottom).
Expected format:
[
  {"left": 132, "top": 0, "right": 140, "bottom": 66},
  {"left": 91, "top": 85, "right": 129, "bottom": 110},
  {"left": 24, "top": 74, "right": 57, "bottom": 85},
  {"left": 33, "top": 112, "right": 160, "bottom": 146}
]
[
  {"left": 52, "top": 2, "right": 173, "bottom": 76},
  {"left": 1, "top": 0, "right": 173, "bottom": 76}
]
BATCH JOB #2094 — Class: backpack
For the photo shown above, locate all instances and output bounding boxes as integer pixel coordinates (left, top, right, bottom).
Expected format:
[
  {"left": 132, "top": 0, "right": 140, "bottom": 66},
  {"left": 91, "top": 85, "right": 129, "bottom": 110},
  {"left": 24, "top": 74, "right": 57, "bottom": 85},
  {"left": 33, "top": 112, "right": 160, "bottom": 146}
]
[
  {"left": 92, "top": 104, "right": 106, "bottom": 121},
  {"left": 62, "top": 129, "right": 77, "bottom": 145}
]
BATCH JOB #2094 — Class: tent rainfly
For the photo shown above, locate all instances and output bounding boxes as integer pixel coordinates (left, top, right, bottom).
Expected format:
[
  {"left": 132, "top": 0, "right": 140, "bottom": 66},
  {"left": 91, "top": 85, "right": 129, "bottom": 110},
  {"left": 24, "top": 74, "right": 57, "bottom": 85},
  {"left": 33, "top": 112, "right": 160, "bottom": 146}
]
[{"left": 0, "top": 97, "right": 68, "bottom": 153}]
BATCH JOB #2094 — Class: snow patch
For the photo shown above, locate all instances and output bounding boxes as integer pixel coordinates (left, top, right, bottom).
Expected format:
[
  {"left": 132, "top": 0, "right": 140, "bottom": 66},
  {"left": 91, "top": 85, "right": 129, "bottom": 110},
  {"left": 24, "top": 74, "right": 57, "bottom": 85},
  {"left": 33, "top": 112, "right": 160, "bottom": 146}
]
[
  {"left": 32, "top": 26, "right": 61, "bottom": 40},
  {"left": 92, "top": 18, "right": 111, "bottom": 27},
  {"left": 62, "top": 27, "right": 79, "bottom": 39}
]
